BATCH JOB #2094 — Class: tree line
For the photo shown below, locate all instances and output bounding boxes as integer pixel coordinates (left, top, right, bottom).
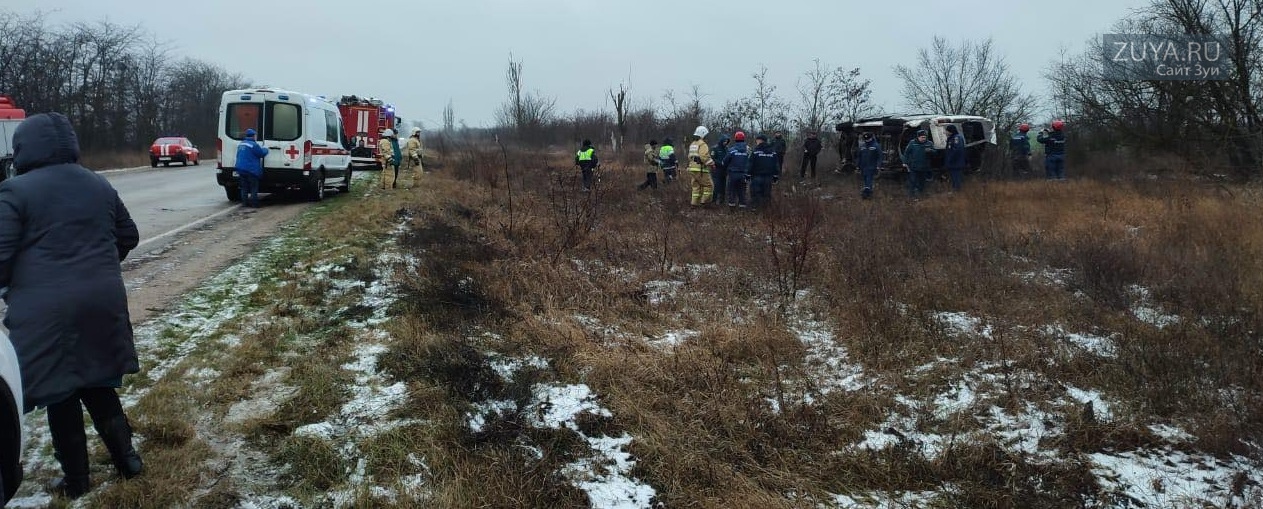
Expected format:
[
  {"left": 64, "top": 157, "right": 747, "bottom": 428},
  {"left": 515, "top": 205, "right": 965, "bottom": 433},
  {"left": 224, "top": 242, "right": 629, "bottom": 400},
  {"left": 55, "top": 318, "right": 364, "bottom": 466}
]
[{"left": 0, "top": 10, "right": 249, "bottom": 155}]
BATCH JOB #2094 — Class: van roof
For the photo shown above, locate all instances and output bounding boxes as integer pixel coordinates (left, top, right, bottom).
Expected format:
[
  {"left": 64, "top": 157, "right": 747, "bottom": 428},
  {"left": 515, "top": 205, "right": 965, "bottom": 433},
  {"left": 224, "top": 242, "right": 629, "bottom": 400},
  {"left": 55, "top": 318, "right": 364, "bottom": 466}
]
[{"left": 222, "top": 88, "right": 336, "bottom": 107}]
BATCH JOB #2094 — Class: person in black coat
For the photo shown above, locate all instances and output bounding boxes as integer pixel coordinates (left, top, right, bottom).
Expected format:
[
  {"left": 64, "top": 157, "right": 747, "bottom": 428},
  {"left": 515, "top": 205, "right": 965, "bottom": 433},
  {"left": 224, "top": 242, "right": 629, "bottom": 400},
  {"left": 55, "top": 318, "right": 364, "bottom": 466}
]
[
  {"left": 800, "top": 132, "right": 823, "bottom": 180},
  {"left": 0, "top": 113, "right": 144, "bottom": 498}
]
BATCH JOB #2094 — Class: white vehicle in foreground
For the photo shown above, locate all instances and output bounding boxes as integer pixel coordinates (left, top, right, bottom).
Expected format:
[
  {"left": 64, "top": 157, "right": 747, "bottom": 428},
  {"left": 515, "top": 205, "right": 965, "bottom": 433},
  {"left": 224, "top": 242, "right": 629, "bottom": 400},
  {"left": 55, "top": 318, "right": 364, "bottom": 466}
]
[{"left": 1, "top": 331, "right": 22, "bottom": 504}]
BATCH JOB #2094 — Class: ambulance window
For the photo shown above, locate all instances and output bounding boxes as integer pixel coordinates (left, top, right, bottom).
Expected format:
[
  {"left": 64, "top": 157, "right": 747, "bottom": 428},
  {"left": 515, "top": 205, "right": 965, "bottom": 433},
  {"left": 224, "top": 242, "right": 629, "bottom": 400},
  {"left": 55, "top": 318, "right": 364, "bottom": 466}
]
[
  {"left": 324, "top": 110, "right": 340, "bottom": 143},
  {"left": 266, "top": 102, "right": 301, "bottom": 141},
  {"left": 225, "top": 103, "right": 262, "bottom": 140}
]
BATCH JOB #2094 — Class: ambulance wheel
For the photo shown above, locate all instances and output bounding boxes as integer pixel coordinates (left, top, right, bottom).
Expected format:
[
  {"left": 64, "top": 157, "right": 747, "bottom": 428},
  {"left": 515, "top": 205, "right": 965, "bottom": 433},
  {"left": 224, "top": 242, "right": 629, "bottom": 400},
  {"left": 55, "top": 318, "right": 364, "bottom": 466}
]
[
  {"left": 150, "top": 157, "right": 158, "bottom": 168},
  {"left": 306, "top": 172, "right": 325, "bottom": 202},
  {"left": 338, "top": 169, "right": 352, "bottom": 193},
  {"left": 225, "top": 185, "right": 241, "bottom": 202}
]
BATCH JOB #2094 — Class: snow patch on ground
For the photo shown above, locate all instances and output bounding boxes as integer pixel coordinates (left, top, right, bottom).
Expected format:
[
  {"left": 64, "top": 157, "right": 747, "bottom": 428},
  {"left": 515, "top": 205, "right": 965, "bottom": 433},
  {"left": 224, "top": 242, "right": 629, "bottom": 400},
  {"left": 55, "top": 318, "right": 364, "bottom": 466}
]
[
  {"left": 1128, "top": 285, "right": 1182, "bottom": 329},
  {"left": 1092, "top": 448, "right": 1263, "bottom": 508},
  {"left": 647, "top": 329, "right": 699, "bottom": 349},
  {"left": 790, "top": 317, "right": 870, "bottom": 396},
  {"left": 1044, "top": 324, "right": 1119, "bottom": 358},
  {"left": 527, "top": 383, "right": 656, "bottom": 509},
  {"left": 934, "top": 311, "right": 994, "bottom": 339},
  {"left": 225, "top": 367, "right": 298, "bottom": 425},
  {"left": 827, "top": 490, "right": 940, "bottom": 508},
  {"left": 643, "top": 280, "right": 684, "bottom": 305}
]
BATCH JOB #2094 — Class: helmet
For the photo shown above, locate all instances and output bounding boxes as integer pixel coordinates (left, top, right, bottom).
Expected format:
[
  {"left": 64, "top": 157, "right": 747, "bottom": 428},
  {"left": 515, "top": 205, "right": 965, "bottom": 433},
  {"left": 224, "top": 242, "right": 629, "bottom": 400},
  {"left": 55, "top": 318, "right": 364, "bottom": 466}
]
[
  {"left": 734, "top": 131, "right": 746, "bottom": 141},
  {"left": 693, "top": 126, "right": 709, "bottom": 138},
  {"left": 411, "top": 127, "right": 421, "bottom": 135},
  {"left": 1051, "top": 120, "right": 1065, "bottom": 131},
  {"left": 1019, "top": 123, "right": 1030, "bottom": 132},
  {"left": 382, "top": 129, "right": 395, "bottom": 137}
]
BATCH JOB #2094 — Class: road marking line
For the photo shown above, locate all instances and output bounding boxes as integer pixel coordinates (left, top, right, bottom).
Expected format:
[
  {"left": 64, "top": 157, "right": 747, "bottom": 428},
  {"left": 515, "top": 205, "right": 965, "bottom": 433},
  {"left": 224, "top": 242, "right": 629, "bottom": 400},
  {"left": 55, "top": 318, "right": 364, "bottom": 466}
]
[{"left": 136, "top": 204, "right": 242, "bottom": 251}]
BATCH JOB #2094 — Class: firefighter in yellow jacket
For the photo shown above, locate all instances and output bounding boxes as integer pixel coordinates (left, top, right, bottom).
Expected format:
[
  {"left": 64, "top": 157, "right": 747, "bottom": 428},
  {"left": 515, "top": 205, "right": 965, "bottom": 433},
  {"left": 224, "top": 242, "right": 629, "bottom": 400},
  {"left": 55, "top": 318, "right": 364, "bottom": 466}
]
[
  {"left": 402, "top": 127, "right": 424, "bottom": 188},
  {"left": 378, "top": 128, "right": 400, "bottom": 189},
  {"left": 687, "top": 126, "right": 714, "bottom": 205}
]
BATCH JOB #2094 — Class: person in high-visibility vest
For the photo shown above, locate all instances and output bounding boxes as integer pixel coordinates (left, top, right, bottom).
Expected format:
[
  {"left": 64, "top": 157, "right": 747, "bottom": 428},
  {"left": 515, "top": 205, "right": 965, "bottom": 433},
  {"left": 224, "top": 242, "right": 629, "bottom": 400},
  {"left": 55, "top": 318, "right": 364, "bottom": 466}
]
[
  {"left": 575, "top": 139, "right": 598, "bottom": 192},
  {"left": 686, "top": 126, "right": 714, "bottom": 205}
]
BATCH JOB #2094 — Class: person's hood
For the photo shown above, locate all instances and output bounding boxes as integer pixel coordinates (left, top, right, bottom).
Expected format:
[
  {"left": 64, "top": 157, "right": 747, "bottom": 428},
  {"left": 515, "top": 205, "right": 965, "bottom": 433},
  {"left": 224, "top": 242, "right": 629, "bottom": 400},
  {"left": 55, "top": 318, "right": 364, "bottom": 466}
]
[{"left": 13, "top": 112, "right": 81, "bottom": 173}]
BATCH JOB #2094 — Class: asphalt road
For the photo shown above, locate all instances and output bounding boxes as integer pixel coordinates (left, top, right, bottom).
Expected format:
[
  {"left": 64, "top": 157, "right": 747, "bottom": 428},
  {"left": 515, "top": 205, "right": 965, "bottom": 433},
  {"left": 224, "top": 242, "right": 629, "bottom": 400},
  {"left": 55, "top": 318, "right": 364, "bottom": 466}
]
[{"left": 104, "top": 165, "right": 239, "bottom": 253}]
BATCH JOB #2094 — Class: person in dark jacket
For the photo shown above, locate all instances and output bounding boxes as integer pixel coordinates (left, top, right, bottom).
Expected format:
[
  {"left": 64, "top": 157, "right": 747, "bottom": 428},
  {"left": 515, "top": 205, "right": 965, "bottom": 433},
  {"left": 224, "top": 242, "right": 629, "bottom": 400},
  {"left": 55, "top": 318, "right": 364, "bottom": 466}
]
[
  {"left": 1037, "top": 120, "right": 1067, "bottom": 180},
  {"left": 710, "top": 135, "right": 730, "bottom": 204},
  {"left": 944, "top": 124, "right": 967, "bottom": 192},
  {"left": 800, "top": 131, "right": 823, "bottom": 180},
  {"left": 725, "top": 131, "right": 751, "bottom": 207},
  {"left": 659, "top": 138, "right": 678, "bottom": 183},
  {"left": 769, "top": 130, "right": 787, "bottom": 173},
  {"left": 901, "top": 130, "right": 935, "bottom": 198},
  {"left": 235, "top": 128, "right": 268, "bottom": 207},
  {"left": 1010, "top": 123, "right": 1032, "bottom": 176},
  {"left": 748, "top": 134, "right": 780, "bottom": 209},
  {"left": 0, "top": 113, "right": 144, "bottom": 499},
  {"left": 857, "top": 132, "right": 882, "bottom": 199},
  {"left": 575, "top": 139, "right": 598, "bottom": 192}
]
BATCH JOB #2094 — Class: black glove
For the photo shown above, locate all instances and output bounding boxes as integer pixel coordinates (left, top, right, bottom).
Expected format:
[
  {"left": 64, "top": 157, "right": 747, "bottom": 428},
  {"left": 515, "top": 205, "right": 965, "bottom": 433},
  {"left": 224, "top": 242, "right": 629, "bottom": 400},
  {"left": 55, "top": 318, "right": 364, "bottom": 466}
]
[
  {"left": 691, "top": 156, "right": 702, "bottom": 164},
  {"left": 772, "top": 176, "right": 780, "bottom": 184},
  {"left": 744, "top": 174, "right": 752, "bottom": 182}
]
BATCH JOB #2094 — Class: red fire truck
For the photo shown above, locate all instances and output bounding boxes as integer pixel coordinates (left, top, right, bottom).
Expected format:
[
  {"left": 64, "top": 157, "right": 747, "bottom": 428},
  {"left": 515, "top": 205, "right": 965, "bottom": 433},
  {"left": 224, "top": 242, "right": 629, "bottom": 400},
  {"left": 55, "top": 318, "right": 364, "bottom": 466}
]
[
  {"left": 337, "top": 95, "right": 400, "bottom": 170},
  {"left": 0, "top": 95, "right": 27, "bottom": 183}
]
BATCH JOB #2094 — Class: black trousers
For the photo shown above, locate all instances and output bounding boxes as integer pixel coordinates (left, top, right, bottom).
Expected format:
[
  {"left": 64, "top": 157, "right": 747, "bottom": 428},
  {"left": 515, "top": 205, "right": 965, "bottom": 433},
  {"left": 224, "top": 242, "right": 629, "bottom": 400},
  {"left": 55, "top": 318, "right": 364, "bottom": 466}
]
[
  {"left": 800, "top": 153, "right": 818, "bottom": 179},
  {"left": 48, "top": 387, "right": 127, "bottom": 477},
  {"left": 638, "top": 172, "right": 658, "bottom": 190}
]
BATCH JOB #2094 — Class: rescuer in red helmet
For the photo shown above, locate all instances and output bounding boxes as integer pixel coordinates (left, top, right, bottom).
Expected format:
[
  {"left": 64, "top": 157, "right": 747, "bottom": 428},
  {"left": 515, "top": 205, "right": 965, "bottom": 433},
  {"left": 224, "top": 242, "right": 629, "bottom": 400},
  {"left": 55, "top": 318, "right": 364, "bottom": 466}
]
[
  {"left": 1011, "top": 123, "right": 1033, "bottom": 176},
  {"left": 1037, "top": 120, "right": 1068, "bottom": 180}
]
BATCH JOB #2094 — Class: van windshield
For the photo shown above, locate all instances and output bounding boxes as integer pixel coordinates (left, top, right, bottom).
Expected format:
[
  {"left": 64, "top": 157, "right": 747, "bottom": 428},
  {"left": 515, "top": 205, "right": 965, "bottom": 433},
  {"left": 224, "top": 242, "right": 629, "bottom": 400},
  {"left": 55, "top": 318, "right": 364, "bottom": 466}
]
[
  {"left": 225, "top": 103, "right": 262, "bottom": 141},
  {"left": 266, "top": 101, "right": 301, "bottom": 141}
]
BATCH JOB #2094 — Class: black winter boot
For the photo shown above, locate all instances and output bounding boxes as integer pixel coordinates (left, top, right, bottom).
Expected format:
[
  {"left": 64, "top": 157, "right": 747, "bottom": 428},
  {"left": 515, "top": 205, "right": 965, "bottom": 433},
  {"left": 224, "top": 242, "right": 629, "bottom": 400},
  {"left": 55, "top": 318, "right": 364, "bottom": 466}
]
[
  {"left": 95, "top": 414, "right": 144, "bottom": 479},
  {"left": 47, "top": 399, "right": 92, "bottom": 498}
]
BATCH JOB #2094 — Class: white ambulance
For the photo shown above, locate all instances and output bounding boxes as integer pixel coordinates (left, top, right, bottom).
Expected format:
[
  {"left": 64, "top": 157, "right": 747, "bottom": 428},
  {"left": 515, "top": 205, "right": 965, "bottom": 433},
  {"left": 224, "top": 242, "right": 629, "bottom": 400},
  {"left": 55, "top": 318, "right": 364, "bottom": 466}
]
[{"left": 216, "top": 88, "right": 354, "bottom": 202}]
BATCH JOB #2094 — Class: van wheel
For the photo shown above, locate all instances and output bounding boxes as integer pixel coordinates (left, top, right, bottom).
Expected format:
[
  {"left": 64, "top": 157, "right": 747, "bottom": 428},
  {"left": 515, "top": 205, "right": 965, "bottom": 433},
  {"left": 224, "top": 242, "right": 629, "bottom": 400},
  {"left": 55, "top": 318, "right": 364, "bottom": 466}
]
[
  {"left": 225, "top": 185, "right": 241, "bottom": 202},
  {"left": 338, "top": 168, "right": 352, "bottom": 193},
  {"left": 307, "top": 172, "right": 325, "bottom": 202}
]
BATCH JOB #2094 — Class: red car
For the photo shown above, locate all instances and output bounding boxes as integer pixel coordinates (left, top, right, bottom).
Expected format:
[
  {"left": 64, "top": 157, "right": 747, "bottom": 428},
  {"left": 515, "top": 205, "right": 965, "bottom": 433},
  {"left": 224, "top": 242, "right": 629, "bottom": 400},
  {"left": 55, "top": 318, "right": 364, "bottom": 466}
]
[{"left": 149, "top": 136, "right": 200, "bottom": 167}]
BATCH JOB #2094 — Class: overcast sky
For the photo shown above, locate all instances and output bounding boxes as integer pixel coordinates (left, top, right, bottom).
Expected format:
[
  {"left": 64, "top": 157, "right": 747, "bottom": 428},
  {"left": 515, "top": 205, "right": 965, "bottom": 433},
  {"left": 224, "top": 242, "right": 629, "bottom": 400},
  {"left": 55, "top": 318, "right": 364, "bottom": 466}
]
[{"left": 12, "top": 0, "right": 1148, "bottom": 129}]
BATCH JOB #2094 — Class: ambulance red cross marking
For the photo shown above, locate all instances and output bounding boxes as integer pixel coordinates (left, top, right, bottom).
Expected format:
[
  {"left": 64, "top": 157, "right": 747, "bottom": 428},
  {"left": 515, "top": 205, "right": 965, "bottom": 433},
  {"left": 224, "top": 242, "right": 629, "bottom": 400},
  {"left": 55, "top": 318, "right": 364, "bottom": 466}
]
[{"left": 285, "top": 145, "right": 299, "bottom": 160}]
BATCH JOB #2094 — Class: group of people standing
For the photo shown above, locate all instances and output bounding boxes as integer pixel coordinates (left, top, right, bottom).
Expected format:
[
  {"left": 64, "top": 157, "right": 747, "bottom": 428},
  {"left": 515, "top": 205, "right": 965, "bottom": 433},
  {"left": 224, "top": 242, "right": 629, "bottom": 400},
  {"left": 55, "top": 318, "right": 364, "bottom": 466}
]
[
  {"left": 586, "top": 119, "right": 1070, "bottom": 204},
  {"left": 376, "top": 127, "right": 427, "bottom": 190},
  {"left": 636, "top": 126, "right": 789, "bottom": 209}
]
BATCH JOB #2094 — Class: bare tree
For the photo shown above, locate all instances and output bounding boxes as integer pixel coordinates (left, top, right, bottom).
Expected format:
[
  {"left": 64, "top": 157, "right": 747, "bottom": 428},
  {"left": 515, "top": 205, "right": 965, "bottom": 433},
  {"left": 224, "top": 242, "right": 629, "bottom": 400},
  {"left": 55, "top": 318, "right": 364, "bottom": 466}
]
[
  {"left": 0, "top": 12, "right": 250, "bottom": 156},
  {"left": 829, "top": 67, "right": 878, "bottom": 123},
  {"left": 750, "top": 65, "right": 791, "bottom": 134},
  {"left": 795, "top": 59, "right": 831, "bottom": 134},
  {"left": 895, "top": 36, "right": 1037, "bottom": 134},
  {"left": 609, "top": 82, "right": 628, "bottom": 151},
  {"left": 443, "top": 99, "right": 456, "bottom": 134},
  {"left": 795, "top": 61, "right": 876, "bottom": 134},
  {"left": 1047, "top": 0, "right": 1263, "bottom": 177},
  {"left": 495, "top": 53, "right": 557, "bottom": 142}
]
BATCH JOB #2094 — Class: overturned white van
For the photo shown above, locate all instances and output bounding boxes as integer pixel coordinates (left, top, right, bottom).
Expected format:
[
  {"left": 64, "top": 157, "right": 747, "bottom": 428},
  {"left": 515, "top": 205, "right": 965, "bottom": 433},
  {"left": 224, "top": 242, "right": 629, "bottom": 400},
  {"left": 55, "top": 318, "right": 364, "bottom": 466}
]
[{"left": 216, "top": 88, "right": 353, "bottom": 202}]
